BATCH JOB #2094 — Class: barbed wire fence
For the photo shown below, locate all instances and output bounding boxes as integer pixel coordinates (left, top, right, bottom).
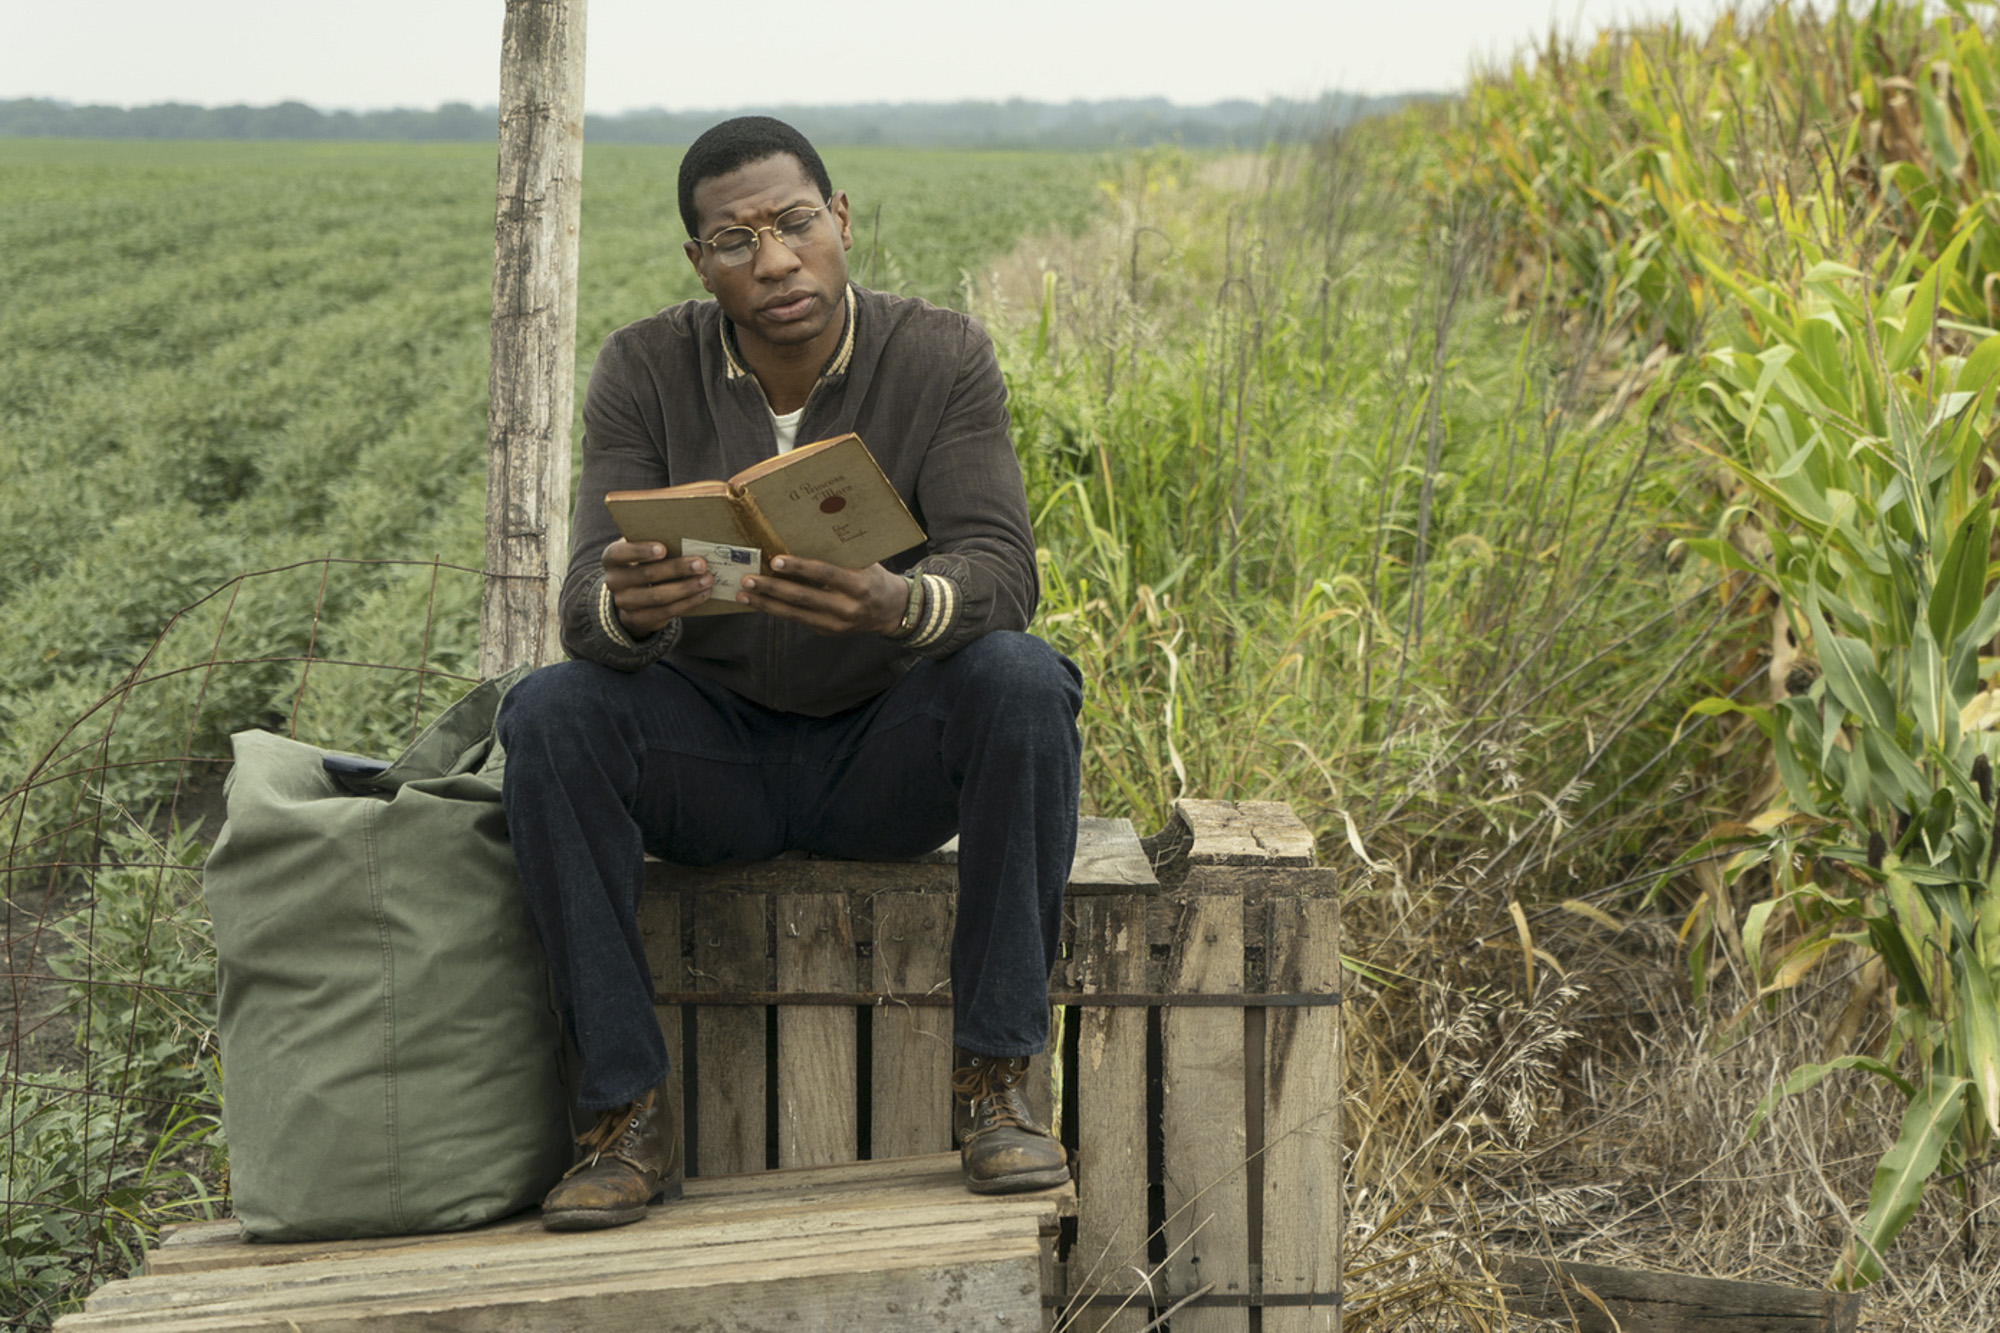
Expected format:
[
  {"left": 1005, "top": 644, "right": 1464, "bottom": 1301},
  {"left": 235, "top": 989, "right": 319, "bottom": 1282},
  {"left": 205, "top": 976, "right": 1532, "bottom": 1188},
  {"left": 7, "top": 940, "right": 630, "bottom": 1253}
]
[{"left": 0, "top": 557, "right": 497, "bottom": 1330}]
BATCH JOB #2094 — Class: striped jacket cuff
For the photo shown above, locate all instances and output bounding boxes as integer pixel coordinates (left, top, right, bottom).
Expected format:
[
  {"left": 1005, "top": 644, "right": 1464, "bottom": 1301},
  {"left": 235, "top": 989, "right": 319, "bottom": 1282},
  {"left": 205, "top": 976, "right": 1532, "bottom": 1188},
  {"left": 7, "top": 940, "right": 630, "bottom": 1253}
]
[
  {"left": 904, "top": 573, "right": 957, "bottom": 651},
  {"left": 597, "top": 581, "right": 637, "bottom": 650}
]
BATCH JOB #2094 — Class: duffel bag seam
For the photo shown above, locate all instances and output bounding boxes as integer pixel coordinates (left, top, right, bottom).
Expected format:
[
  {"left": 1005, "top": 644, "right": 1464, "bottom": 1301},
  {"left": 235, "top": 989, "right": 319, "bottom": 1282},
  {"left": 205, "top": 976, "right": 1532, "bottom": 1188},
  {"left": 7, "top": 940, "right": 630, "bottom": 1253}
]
[{"left": 362, "top": 798, "right": 404, "bottom": 1233}]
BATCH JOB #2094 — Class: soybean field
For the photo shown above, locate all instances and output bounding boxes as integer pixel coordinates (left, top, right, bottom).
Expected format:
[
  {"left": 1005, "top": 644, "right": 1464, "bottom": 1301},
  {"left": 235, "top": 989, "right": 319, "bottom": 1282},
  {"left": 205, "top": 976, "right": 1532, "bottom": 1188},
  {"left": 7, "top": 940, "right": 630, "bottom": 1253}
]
[{"left": 0, "top": 139, "right": 1102, "bottom": 799}]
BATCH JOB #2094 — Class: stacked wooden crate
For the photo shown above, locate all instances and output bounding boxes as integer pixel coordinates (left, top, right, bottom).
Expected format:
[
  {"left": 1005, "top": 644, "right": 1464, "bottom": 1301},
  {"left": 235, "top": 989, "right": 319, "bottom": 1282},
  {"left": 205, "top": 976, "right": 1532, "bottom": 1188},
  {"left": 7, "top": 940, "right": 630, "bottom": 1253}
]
[
  {"left": 642, "top": 797, "right": 1344, "bottom": 1330},
  {"left": 56, "top": 798, "right": 1340, "bottom": 1332}
]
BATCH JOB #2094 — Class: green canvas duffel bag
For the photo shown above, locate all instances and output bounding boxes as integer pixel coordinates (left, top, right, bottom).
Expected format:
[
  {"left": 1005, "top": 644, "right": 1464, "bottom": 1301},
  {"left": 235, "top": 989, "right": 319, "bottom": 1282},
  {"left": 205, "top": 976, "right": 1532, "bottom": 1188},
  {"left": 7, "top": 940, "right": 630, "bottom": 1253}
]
[{"left": 203, "top": 670, "right": 572, "bottom": 1240}]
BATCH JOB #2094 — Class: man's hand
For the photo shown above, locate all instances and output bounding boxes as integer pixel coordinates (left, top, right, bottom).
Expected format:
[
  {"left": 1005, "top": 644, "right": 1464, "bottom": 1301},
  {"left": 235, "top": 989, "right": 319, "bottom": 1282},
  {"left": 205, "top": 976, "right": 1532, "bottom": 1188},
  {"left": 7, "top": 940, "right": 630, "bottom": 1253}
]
[
  {"left": 738, "top": 556, "right": 907, "bottom": 636},
  {"left": 602, "top": 540, "right": 713, "bottom": 638}
]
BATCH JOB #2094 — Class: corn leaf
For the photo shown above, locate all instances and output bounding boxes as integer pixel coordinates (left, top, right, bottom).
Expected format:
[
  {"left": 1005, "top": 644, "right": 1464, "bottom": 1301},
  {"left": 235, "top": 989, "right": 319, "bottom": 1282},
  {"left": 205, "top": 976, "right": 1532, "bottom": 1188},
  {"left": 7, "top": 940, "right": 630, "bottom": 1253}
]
[
  {"left": 1745, "top": 1053, "right": 1913, "bottom": 1142},
  {"left": 1930, "top": 502, "right": 1993, "bottom": 651},
  {"left": 1910, "top": 622, "right": 1950, "bottom": 749},
  {"left": 1839, "top": 1071, "right": 1969, "bottom": 1289},
  {"left": 1820, "top": 635, "right": 1898, "bottom": 734},
  {"left": 1743, "top": 897, "right": 1778, "bottom": 980},
  {"left": 1957, "top": 956, "right": 2000, "bottom": 1136},
  {"left": 1866, "top": 912, "right": 1930, "bottom": 1008}
]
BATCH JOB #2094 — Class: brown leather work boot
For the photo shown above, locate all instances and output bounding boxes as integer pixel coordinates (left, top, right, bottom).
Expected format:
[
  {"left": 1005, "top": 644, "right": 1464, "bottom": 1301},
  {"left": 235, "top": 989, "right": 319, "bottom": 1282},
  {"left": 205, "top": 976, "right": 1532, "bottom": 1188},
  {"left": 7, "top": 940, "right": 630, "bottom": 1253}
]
[
  {"left": 540, "top": 1083, "right": 683, "bottom": 1231},
  {"left": 952, "top": 1047, "right": 1070, "bottom": 1195}
]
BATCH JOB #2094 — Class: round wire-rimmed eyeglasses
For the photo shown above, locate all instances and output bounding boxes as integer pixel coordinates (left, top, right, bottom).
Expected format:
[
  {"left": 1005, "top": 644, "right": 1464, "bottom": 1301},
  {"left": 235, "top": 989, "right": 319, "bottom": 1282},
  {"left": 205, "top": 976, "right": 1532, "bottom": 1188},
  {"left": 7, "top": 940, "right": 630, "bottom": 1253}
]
[{"left": 696, "top": 203, "right": 830, "bottom": 267}]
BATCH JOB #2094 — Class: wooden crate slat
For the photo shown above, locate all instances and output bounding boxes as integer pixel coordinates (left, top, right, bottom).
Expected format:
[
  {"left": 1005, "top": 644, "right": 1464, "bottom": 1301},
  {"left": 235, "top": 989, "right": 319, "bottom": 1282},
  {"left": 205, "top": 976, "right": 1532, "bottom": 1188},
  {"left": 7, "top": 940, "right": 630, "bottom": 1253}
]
[
  {"left": 1067, "top": 817, "right": 1159, "bottom": 891},
  {"left": 1263, "top": 897, "right": 1343, "bottom": 1332},
  {"left": 693, "top": 890, "right": 770, "bottom": 1175},
  {"left": 1173, "top": 799, "right": 1317, "bottom": 867},
  {"left": 107, "top": 1219, "right": 1036, "bottom": 1314},
  {"left": 774, "top": 892, "right": 859, "bottom": 1167},
  {"left": 1162, "top": 894, "right": 1251, "bottom": 1333},
  {"left": 641, "top": 815, "right": 1157, "bottom": 897},
  {"left": 142, "top": 1159, "right": 1072, "bottom": 1291},
  {"left": 1067, "top": 895, "right": 1153, "bottom": 1333},
  {"left": 635, "top": 887, "right": 686, "bottom": 1161},
  {"left": 931, "top": 817, "right": 1158, "bottom": 894},
  {"left": 685, "top": 1150, "right": 1001, "bottom": 1198},
  {"left": 1023, "top": 1048, "right": 1057, "bottom": 1133},
  {"left": 871, "top": 892, "right": 955, "bottom": 1156},
  {"left": 68, "top": 1231, "right": 1046, "bottom": 1331},
  {"left": 1040, "top": 1231, "right": 1060, "bottom": 1333}
]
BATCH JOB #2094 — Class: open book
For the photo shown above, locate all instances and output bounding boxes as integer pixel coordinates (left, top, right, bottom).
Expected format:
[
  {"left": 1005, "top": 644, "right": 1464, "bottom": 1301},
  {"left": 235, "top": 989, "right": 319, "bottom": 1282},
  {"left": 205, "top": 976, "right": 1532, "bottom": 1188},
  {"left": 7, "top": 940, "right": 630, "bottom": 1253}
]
[{"left": 604, "top": 433, "right": 927, "bottom": 615}]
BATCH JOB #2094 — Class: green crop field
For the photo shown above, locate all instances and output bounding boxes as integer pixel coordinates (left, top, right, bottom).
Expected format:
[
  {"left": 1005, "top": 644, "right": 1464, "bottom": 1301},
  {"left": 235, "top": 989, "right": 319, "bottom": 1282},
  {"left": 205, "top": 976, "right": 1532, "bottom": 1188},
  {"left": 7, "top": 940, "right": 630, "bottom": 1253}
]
[
  {"left": 0, "top": 138, "right": 1111, "bottom": 1325},
  {"left": 0, "top": 139, "right": 1103, "bottom": 799}
]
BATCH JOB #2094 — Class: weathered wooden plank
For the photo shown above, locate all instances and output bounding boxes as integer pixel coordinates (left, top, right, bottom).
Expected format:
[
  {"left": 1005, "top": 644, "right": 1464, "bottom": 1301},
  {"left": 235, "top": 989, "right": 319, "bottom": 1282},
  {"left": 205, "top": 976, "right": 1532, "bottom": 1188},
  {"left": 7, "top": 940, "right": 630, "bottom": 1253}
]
[
  {"left": 1066, "top": 816, "right": 1159, "bottom": 892},
  {"left": 113, "top": 1211, "right": 1052, "bottom": 1313},
  {"left": 147, "top": 1195, "right": 1070, "bottom": 1285},
  {"left": 652, "top": 856, "right": 955, "bottom": 896},
  {"left": 64, "top": 1232, "right": 1046, "bottom": 1331},
  {"left": 1136, "top": 868, "right": 1336, "bottom": 970},
  {"left": 931, "top": 818, "right": 1158, "bottom": 894},
  {"left": 1175, "top": 865, "right": 1340, "bottom": 899},
  {"left": 774, "top": 892, "right": 858, "bottom": 1167},
  {"left": 146, "top": 1154, "right": 1074, "bottom": 1279},
  {"left": 1263, "top": 897, "right": 1342, "bottom": 1332},
  {"left": 480, "top": 0, "right": 586, "bottom": 678},
  {"left": 120, "top": 1220, "right": 1040, "bottom": 1313},
  {"left": 693, "top": 890, "right": 769, "bottom": 1175},
  {"left": 1494, "top": 1255, "right": 1863, "bottom": 1333},
  {"left": 686, "top": 1150, "right": 1008, "bottom": 1198},
  {"left": 1067, "top": 895, "right": 1152, "bottom": 1333},
  {"left": 642, "top": 816, "right": 1157, "bottom": 898},
  {"left": 1023, "top": 1048, "right": 1056, "bottom": 1133},
  {"left": 1162, "top": 895, "right": 1250, "bottom": 1332},
  {"left": 1174, "top": 799, "right": 1316, "bottom": 867},
  {"left": 635, "top": 886, "right": 685, "bottom": 1172},
  {"left": 141, "top": 1167, "right": 1069, "bottom": 1325},
  {"left": 871, "top": 892, "right": 955, "bottom": 1156},
  {"left": 1040, "top": 1231, "right": 1060, "bottom": 1333}
]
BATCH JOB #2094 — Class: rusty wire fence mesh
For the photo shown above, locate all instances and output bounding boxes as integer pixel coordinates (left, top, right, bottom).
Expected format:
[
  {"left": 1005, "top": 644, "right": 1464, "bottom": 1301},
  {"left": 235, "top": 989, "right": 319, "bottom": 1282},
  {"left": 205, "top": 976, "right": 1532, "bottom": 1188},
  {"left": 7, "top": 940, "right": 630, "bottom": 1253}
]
[{"left": 0, "top": 557, "right": 492, "bottom": 1330}]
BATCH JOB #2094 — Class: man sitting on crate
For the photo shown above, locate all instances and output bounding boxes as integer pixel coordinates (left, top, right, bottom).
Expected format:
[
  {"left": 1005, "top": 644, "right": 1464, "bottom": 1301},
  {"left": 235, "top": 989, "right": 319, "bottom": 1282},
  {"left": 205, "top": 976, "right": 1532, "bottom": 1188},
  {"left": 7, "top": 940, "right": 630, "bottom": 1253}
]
[{"left": 495, "top": 116, "right": 1082, "bottom": 1231}]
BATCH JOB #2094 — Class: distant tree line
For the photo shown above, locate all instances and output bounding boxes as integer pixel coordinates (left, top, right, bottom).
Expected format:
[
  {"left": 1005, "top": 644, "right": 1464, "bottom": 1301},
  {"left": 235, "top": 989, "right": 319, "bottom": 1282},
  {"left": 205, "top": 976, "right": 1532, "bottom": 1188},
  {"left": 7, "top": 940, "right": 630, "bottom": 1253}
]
[
  {"left": 0, "top": 99, "right": 499, "bottom": 142},
  {"left": 0, "top": 93, "right": 1439, "bottom": 149}
]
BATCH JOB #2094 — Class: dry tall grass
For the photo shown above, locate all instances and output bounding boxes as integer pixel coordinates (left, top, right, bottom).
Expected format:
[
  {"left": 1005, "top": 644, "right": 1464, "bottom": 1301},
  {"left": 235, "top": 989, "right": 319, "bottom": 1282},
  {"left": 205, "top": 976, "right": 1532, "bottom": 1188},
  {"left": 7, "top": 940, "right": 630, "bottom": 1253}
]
[
  {"left": 974, "top": 113, "right": 2000, "bottom": 1328},
  {"left": 1338, "top": 890, "right": 2000, "bottom": 1331}
]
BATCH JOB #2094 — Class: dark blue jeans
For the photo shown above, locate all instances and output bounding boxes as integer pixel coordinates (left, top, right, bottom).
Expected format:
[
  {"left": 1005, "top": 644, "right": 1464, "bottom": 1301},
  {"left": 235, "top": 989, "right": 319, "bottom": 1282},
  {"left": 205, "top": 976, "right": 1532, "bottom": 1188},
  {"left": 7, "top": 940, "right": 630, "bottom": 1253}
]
[{"left": 497, "top": 631, "right": 1083, "bottom": 1111}]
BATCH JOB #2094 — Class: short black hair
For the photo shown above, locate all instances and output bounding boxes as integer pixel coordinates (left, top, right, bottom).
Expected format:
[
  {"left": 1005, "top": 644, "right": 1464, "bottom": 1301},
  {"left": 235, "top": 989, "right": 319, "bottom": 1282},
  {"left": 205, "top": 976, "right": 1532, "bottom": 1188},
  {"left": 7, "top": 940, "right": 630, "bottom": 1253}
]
[{"left": 677, "top": 116, "right": 834, "bottom": 238}]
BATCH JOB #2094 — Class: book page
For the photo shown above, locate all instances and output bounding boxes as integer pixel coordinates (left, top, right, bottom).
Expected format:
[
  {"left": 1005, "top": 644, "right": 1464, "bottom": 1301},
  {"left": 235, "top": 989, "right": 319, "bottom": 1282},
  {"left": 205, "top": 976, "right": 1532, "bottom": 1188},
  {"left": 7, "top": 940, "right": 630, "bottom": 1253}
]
[
  {"left": 730, "top": 433, "right": 847, "bottom": 486},
  {"left": 603, "top": 490, "right": 749, "bottom": 555},
  {"left": 736, "top": 434, "right": 926, "bottom": 569}
]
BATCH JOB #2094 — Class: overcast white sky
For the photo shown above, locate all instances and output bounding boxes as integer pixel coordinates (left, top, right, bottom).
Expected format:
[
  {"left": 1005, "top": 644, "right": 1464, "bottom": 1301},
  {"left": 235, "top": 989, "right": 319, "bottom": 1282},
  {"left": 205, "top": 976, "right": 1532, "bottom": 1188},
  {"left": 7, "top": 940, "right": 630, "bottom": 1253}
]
[{"left": 6, "top": 1, "right": 1738, "bottom": 112}]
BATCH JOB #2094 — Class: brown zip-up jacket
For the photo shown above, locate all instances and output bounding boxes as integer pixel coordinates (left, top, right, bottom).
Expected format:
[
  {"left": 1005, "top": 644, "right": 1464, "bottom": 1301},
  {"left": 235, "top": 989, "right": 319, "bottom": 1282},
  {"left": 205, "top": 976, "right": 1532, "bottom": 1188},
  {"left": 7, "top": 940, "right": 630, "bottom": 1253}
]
[{"left": 557, "top": 284, "right": 1039, "bottom": 716}]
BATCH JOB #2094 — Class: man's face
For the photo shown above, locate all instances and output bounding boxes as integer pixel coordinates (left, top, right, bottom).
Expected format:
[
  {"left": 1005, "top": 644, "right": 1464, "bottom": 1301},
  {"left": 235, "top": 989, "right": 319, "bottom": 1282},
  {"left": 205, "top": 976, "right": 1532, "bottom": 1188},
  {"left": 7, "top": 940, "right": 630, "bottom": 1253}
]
[{"left": 683, "top": 154, "right": 852, "bottom": 362}]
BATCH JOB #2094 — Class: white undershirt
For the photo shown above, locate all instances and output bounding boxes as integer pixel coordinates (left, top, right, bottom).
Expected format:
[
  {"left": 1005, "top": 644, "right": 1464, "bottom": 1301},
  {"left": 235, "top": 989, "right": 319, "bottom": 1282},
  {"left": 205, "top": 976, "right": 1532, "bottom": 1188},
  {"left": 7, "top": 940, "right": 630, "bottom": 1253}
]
[{"left": 771, "top": 406, "right": 805, "bottom": 454}]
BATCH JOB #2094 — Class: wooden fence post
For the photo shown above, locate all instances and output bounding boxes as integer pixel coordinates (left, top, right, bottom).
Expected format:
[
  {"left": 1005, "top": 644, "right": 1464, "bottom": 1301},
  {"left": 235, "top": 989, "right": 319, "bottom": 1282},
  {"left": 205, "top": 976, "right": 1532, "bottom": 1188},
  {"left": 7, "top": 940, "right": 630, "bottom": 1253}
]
[{"left": 482, "top": 0, "right": 587, "bottom": 679}]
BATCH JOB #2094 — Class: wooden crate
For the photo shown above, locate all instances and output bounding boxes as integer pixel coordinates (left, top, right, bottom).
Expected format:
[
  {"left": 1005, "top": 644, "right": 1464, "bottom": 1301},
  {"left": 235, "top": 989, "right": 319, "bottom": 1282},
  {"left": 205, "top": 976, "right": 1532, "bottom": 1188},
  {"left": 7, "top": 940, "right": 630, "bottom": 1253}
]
[
  {"left": 70, "top": 799, "right": 1341, "bottom": 1332},
  {"left": 643, "top": 798, "right": 1344, "bottom": 1332}
]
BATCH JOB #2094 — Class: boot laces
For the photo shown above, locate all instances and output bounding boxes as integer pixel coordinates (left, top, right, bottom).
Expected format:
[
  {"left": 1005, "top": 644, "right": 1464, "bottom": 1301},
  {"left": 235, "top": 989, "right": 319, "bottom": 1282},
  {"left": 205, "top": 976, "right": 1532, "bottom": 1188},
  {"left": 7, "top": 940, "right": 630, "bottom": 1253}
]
[
  {"left": 952, "top": 1056, "right": 1034, "bottom": 1132},
  {"left": 572, "top": 1088, "right": 655, "bottom": 1170}
]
